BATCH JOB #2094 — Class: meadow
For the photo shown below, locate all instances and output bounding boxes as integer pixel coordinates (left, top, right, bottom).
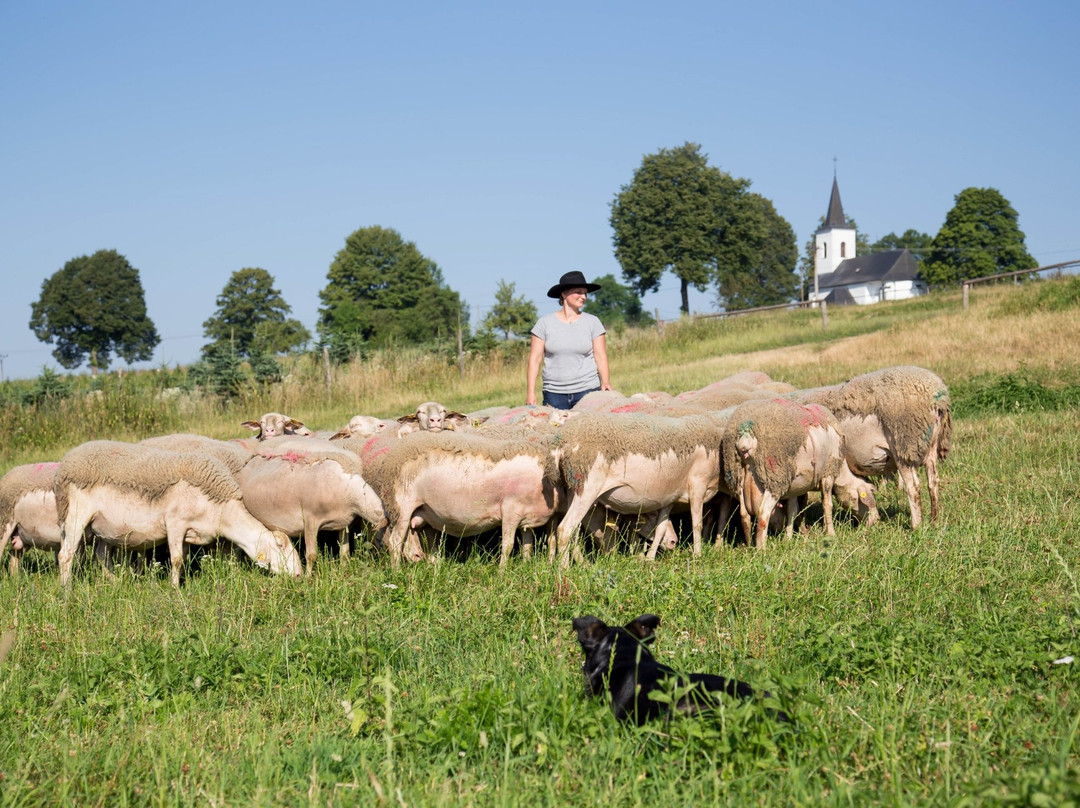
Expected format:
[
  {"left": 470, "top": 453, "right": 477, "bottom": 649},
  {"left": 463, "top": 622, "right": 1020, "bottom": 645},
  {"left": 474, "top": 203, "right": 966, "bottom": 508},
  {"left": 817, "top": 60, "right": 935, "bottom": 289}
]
[{"left": 1, "top": 279, "right": 1079, "bottom": 806}]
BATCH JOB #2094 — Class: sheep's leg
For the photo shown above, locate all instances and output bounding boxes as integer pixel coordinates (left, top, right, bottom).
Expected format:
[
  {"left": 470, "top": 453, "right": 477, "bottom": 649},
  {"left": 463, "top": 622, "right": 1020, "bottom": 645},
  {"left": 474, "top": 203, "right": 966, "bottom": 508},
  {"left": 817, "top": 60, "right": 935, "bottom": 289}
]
[
  {"left": 897, "top": 464, "right": 923, "bottom": 528},
  {"left": 58, "top": 504, "right": 89, "bottom": 589},
  {"left": 499, "top": 520, "right": 517, "bottom": 567},
  {"left": 737, "top": 477, "right": 754, "bottom": 546},
  {"left": 783, "top": 497, "right": 798, "bottom": 540},
  {"left": 554, "top": 488, "right": 602, "bottom": 568},
  {"left": 520, "top": 527, "right": 535, "bottom": 560},
  {"left": 0, "top": 524, "right": 15, "bottom": 577},
  {"left": 690, "top": 491, "right": 706, "bottom": 557},
  {"left": 713, "top": 494, "right": 733, "bottom": 548},
  {"left": 165, "top": 526, "right": 186, "bottom": 588},
  {"left": 925, "top": 452, "right": 941, "bottom": 522},
  {"left": 755, "top": 491, "right": 779, "bottom": 550},
  {"left": 644, "top": 506, "right": 674, "bottom": 560},
  {"left": 338, "top": 529, "right": 350, "bottom": 563},
  {"left": 383, "top": 519, "right": 409, "bottom": 568},
  {"left": 820, "top": 476, "right": 836, "bottom": 536}
]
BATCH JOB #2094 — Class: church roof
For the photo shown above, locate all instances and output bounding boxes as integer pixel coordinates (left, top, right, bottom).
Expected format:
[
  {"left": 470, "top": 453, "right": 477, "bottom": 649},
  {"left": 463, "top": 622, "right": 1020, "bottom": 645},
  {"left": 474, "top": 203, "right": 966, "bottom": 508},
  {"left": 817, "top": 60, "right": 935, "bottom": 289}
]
[
  {"left": 816, "top": 249, "right": 921, "bottom": 289},
  {"left": 817, "top": 176, "right": 850, "bottom": 232}
]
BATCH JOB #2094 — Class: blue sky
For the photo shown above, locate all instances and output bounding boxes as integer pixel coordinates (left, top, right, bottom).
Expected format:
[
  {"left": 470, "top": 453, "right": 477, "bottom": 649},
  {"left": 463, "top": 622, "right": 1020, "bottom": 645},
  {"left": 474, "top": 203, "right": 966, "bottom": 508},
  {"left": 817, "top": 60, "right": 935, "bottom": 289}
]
[{"left": 2, "top": 1, "right": 1077, "bottom": 382}]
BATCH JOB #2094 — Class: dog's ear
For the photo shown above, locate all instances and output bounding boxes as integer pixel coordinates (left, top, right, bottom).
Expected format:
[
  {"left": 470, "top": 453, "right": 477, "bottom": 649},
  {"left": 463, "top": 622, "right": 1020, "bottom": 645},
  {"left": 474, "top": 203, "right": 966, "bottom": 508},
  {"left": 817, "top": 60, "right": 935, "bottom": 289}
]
[
  {"left": 571, "top": 616, "right": 608, "bottom": 652},
  {"left": 625, "top": 614, "right": 661, "bottom": 642}
]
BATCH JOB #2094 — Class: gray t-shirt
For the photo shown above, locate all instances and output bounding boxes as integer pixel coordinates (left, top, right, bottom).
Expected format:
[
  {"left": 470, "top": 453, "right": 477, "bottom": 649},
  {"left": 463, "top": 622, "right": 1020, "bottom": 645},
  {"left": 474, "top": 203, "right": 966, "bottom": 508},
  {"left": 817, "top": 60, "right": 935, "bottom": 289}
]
[{"left": 531, "top": 311, "right": 606, "bottom": 394}]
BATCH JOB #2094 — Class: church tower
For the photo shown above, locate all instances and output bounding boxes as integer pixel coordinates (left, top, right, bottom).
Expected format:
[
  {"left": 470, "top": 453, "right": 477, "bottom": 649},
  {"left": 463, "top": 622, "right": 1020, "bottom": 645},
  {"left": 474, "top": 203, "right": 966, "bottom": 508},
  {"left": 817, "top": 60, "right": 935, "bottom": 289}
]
[{"left": 814, "top": 176, "right": 856, "bottom": 296}]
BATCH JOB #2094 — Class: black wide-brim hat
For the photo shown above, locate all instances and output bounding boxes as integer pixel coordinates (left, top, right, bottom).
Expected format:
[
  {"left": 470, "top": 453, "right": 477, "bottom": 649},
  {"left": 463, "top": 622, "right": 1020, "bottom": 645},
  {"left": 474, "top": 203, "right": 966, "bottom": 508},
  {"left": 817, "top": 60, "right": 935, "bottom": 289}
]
[{"left": 547, "top": 270, "right": 602, "bottom": 299}]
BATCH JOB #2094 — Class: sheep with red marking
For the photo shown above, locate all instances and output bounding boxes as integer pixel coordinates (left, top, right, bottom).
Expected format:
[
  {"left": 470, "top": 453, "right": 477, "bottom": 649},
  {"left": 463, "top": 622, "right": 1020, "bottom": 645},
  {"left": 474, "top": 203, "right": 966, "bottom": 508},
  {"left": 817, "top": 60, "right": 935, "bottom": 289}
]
[{"left": 722, "top": 398, "right": 878, "bottom": 549}]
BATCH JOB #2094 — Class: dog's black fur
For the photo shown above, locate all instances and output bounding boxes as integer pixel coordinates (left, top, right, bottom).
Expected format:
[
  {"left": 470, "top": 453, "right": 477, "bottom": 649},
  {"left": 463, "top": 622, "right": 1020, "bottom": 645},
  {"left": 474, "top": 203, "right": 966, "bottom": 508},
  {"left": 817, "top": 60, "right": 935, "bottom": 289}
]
[{"left": 571, "top": 613, "right": 789, "bottom": 725}]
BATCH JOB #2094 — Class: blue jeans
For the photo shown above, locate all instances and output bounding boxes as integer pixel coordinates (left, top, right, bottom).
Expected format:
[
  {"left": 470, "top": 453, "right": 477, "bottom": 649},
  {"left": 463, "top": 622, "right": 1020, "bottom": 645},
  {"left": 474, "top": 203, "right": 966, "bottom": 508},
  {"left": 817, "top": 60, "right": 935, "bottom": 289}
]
[{"left": 543, "top": 388, "right": 600, "bottom": 411}]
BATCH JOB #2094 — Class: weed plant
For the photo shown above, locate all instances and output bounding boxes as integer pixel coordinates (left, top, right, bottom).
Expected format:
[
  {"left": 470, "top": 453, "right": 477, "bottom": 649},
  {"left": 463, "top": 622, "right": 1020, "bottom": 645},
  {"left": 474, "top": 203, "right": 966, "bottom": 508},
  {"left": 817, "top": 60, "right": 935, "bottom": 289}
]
[{"left": 1, "top": 278, "right": 1079, "bottom": 805}]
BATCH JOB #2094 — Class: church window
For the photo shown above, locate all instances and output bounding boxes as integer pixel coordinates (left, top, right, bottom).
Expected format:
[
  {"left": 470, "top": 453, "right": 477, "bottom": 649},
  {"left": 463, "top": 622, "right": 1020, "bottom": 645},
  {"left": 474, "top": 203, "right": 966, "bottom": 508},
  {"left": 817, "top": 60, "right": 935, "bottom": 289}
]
[{"left": 841, "top": 242, "right": 847, "bottom": 258}]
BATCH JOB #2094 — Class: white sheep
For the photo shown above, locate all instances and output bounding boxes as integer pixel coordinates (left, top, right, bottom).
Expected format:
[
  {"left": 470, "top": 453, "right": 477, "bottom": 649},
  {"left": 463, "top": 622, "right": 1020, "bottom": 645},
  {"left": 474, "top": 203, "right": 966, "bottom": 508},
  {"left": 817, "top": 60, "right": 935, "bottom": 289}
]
[
  {"left": 54, "top": 440, "right": 303, "bottom": 587},
  {"left": 357, "top": 430, "right": 564, "bottom": 567},
  {"left": 552, "top": 412, "right": 730, "bottom": 566},
  {"left": 722, "top": 398, "right": 878, "bottom": 549},
  {"left": 791, "top": 366, "right": 951, "bottom": 528},
  {"left": 140, "top": 433, "right": 255, "bottom": 477},
  {"left": 329, "top": 414, "right": 396, "bottom": 440},
  {"left": 238, "top": 436, "right": 386, "bottom": 572},
  {"left": 0, "top": 462, "right": 64, "bottom": 575}
]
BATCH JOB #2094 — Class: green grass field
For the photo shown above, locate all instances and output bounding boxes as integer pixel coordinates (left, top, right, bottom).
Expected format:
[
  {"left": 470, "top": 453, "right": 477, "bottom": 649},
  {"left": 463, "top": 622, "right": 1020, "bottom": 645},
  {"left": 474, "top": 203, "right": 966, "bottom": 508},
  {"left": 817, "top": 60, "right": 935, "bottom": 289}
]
[{"left": 1, "top": 279, "right": 1079, "bottom": 806}]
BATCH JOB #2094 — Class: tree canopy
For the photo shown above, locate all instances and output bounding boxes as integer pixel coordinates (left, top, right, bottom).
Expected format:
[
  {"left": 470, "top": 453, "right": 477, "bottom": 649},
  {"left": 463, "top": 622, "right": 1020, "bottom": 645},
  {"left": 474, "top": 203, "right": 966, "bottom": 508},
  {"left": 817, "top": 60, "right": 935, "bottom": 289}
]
[
  {"left": 317, "top": 226, "right": 466, "bottom": 354},
  {"left": 29, "top": 249, "right": 160, "bottom": 373},
  {"left": 718, "top": 194, "right": 799, "bottom": 309},
  {"left": 871, "top": 229, "right": 933, "bottom": 259},
  {"left": 610, "top": 142, "right": 762, "bottom": 314},
  {"left": 481, "top": 280, "right": 538, "bottom": 340},
  {"left": 202, "top": 267, "right": 310, "bottom": 359},
  {"left": 584, "top": 273, "right": 655, "bottom": 329},
  {"left": 922, "top": 187, "right": 1037, "bottom": 287}
]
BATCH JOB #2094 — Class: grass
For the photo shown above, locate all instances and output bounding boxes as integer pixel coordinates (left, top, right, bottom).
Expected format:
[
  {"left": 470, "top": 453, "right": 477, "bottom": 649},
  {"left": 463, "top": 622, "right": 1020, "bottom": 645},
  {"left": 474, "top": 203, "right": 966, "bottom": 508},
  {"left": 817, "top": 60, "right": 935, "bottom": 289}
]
[{"left": 1, "top": 277, "right": 1079, "bottom": 805}]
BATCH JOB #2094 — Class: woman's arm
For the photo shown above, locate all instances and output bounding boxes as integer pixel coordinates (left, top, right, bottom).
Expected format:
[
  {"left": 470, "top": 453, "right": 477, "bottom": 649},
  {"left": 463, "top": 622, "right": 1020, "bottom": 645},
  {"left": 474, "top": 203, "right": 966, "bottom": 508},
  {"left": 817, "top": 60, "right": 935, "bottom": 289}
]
[
  {"left": 593, "top": 333, "right": 611, "bottom": 391},
  {"left": 526, "top": 335, "right": 545, "bottom": 405}
]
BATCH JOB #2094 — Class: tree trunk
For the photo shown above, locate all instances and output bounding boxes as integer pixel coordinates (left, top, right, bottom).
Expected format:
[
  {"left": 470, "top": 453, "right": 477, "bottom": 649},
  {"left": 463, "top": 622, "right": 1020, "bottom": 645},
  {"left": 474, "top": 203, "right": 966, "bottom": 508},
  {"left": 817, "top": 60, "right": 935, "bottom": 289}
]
[{"left": 680, "top": 278, "right": 690, "bottom": 315}]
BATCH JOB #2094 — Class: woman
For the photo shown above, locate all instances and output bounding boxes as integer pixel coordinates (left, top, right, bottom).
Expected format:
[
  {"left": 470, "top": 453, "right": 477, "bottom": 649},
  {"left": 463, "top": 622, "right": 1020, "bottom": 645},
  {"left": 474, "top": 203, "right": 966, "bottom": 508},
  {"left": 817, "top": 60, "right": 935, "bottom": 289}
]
[{"left": 526, "top": 271, "right": 611, "bottom": 409}]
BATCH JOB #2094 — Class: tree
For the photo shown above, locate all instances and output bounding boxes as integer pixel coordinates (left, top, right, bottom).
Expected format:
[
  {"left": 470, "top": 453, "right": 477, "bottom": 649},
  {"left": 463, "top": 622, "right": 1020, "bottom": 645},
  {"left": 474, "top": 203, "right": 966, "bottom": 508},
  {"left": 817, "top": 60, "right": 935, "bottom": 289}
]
[
  {"left": 202, "top": 268, "right": 310, "bottom": 359},
  {"left": 871, "top": 228, "right": 933, "bottom": 259},
  {"left": 922, "top": 187, "right": 1037, "bottom": 288},
  {"left": 481, "top": 280, "right": 538, "bottom": 339},
  {"left": 583, "top": 273, "right": 655, "bottom": 329},
  {"left": 317, "top": 226, "right": 466, "bottom": 353},
  {"left": 718, "top": 194, "right": 799, "bottom": 310},
  {"left": 29, "top": 249, "right": 159, "bottom": 374},
  {"left": 610, "top": 142, "right": 760, "bottom": 315}
]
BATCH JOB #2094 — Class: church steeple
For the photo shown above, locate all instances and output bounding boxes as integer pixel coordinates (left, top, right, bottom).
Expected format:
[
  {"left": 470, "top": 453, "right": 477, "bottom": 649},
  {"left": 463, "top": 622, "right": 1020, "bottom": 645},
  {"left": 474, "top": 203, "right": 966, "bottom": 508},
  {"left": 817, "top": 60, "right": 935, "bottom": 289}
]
[
  {"left": 812, "top": 172, "right": 857, "bottom": 295},
  {"left": 823, "top": 176, "right": 847, "bottom": 229}
]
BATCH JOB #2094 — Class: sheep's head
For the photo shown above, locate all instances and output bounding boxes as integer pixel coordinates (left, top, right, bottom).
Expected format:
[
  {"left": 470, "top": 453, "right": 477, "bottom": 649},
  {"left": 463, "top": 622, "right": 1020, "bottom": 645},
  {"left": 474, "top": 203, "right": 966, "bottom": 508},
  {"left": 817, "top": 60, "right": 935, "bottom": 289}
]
[
  {"left": 332, "top": 415, "right": 388, "bottom": 440},
  {"left": 397, "top": 402, "right": 469, "bottom": 434},
  {"left": 242, "top": 412, "right": 312, "bottom": 440},
  {"left": 835, "top": 463, "right": 879, "bottom": 524}
]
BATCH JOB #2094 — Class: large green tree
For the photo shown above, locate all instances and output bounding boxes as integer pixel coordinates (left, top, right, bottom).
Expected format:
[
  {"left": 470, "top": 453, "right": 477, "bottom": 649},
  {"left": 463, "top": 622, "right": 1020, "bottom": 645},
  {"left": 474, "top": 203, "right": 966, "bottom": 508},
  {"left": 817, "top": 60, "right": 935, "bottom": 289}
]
[
  {"left": 922, "top": 187, "right": 1037, "bottom": 287},
  {"left": 29, "top": 249, "right": 159, "bottom": 374},
  {"left": 481, "top": 280, "right": 538, "bottom": 340},
  {"left": 719, "top": 193, "right": 799, "bottom": 309},
  {"left": 610, "top": 142, "right": 761, "bottom": 315},
  {"left": 202, "top": 267, "right": 310, "bottom": 359},
  {"left": 871, "top": 228, "right": 933, "bottom": 259},
  {"left": 317, "top": 226, "right": 465, "bottom": 352},
  {"left": 584, "top": 273, "right": 655, "bottom": 329}
]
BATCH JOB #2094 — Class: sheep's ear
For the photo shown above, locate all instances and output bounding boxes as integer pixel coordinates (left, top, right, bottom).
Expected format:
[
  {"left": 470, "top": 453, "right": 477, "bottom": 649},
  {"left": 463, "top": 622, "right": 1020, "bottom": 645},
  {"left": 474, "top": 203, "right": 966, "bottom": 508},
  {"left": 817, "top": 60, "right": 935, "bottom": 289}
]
[
  {"left": 445, "top": 412, "right": 469, "bottom": 429},
  {"left": 572, "top": 616, "right": 608, "bottom": 652},
  {"left": 241, "top": 421, "right": 261, "bottom": 432},
  {"left": 329, "top": 430, "right": 348, "bottom": 440},
  {"left": 397, "top": 414, "right": 419, "bottom": 425},
  {"left": 286, "top": 419, "right": 312, "bottom": 436},
  {"left": 626, "top": 614, "right": 661, "bottom": 642}
]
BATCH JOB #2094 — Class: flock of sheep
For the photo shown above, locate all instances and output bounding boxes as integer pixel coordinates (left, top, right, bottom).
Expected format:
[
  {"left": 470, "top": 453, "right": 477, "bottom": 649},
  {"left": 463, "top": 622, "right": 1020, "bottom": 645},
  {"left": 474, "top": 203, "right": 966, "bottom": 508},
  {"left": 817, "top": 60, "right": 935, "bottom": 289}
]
[{"left": 0, "top": 365, "right": 951, "bottom": 586}]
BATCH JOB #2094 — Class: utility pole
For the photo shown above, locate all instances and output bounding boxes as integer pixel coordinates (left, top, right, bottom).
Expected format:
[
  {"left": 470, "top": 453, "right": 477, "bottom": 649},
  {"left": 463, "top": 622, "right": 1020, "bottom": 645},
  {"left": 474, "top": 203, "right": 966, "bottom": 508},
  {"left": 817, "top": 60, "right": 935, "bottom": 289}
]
[{"left": 0, "top": 354, "right": 6, "bottom": 382}]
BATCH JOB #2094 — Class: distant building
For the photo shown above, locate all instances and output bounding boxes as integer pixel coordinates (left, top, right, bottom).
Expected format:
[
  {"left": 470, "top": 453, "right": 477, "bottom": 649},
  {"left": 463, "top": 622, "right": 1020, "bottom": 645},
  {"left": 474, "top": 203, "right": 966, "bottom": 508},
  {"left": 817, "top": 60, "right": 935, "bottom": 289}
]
[{"left": 810, "top": 177, "right": 927, "bottom": 305}]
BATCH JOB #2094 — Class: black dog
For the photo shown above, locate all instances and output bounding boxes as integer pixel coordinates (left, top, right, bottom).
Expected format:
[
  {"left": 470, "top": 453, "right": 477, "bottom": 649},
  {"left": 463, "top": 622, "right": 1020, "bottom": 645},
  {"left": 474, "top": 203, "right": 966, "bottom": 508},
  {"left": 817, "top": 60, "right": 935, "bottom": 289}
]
[{"left": 571, "top": 613, "right": 789, "bottom": 725}]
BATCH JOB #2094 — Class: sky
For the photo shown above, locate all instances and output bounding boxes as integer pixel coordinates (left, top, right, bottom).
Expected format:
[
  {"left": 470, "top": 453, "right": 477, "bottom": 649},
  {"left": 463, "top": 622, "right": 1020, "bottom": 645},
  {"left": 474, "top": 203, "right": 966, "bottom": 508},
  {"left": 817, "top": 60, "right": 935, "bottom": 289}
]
[{"left": 2, "top": 0, "right": 1078, "bottom": 382}]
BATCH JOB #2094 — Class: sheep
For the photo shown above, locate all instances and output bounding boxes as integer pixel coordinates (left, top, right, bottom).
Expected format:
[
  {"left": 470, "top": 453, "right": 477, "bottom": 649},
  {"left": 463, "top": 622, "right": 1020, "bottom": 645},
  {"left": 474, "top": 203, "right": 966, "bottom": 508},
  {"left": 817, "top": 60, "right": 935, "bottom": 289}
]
[
  {"left": 358, "top": 430, "right": 564, "bottom": 567},
  {"left": 241, "top": 412, "right": 314, "bottom": 440},
  {"left": 570, "top": 390, "right": 636, "bottom": 412},
  {"left": 238, "top": 436, "right": 386, "bottom": 572},
  {"left": 790, "top": 366, "right": 951, "bottom": 528},
  {"left": 0, "top": 462, "right": 64, "bottom": 575},
  {"left": 722, "top": 398, "right": 878, "bottom": 549},
  {"left": 54, "top": 440, "right": 303, "bottom": 587},
  {"left": 551, "top": 412, "right": 730, "bottom": 566},
  {"left": 395, "top": 401, "right": 470, "bottom": 436},
  {"left": 140, "top": 433, "right": 255, "bottom": 477},
  {"left": 329, "top": 414, "right": 396, "bottom": 440}
]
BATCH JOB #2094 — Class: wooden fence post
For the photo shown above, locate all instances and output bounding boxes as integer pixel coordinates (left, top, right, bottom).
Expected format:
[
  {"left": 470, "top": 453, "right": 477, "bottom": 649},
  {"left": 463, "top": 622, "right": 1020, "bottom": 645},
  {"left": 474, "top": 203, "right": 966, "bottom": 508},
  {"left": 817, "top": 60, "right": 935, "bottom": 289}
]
[
  {"left": 323, "top": 346, "right": 332, "bottom": 401},
  {"left": 962, "top": 283, "right": 969, "bottom": 311},
  {"left": 820, "top": 300, "right": 828, "bottom": 330},
  {"left": 457, "top": 326, "right": 465, "bottom": 380}
]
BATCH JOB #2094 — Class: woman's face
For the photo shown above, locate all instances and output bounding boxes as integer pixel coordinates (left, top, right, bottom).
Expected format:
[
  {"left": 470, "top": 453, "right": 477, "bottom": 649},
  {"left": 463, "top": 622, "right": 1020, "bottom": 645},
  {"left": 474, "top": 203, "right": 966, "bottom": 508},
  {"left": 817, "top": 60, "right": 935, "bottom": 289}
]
[{"left": 562, "top": 287, "right": 589, "bottom": 305}]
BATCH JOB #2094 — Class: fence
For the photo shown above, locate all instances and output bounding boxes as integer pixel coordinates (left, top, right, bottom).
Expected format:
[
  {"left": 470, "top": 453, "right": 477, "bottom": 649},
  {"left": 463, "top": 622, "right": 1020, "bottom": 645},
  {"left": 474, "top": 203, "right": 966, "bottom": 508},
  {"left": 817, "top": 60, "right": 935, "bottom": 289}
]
[
  {"left": 962, "top": 260, "right": 1080, "bottom": 310},
  {"left": 656, "top": 299, "right": 829, "bottom": 330}
]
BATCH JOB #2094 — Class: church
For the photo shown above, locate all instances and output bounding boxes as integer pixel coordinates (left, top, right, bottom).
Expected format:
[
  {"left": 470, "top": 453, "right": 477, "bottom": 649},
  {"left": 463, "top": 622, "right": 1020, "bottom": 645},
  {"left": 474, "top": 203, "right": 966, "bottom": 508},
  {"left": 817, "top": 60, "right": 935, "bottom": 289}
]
[{"left": 809, "top": 178, "right": 927, "bottom": 305}]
